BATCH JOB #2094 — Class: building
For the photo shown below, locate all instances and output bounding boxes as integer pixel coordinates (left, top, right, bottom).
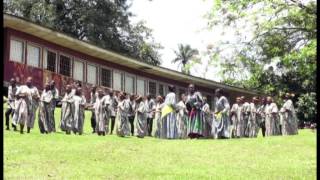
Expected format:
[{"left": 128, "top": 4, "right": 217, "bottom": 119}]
[{"left": 3, "top": 13, "right": 261, "bottom": 107}]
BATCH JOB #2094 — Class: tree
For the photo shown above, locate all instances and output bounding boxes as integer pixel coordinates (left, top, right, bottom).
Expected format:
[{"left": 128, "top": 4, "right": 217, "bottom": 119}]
[
  {"left": 172, "top": 44, "right": 199, "bottom": 74},
  {"left": 205, "top": 0, "right": 317, "bottom": 122},
  {"left": 4, "top": 0, "right": 162, "bottom": 66}
]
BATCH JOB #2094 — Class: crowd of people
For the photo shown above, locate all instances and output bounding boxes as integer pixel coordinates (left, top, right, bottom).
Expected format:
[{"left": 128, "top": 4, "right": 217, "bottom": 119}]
[{"left": 5, "top": 76, "right": 299, "bottom": 139}]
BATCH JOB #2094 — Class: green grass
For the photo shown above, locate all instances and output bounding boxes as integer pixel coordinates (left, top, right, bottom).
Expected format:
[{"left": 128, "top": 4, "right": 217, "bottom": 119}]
[{"left": 4, "top": 105, "right": 316, "bottom": 179}]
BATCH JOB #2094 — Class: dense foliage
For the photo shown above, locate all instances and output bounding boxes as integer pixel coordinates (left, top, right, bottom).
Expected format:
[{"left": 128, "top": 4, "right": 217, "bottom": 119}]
[
  {"left": 205, "top": 0, "right": 317, "bottom": 122},
  {"left": 4, "top": 0, "right": 162, "bottom": 65}
]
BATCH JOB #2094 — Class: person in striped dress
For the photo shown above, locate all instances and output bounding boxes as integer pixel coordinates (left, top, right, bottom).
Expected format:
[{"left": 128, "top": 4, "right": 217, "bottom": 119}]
[
  {"left": 160, "top": 85, "right": 178, "bottom": 139},
  {"left": 176, "top": 93, "right": 188, "bottom": 139},
  {"left": 213, "top": 88, "right": 230, "bottom": 139},
  {"left": 115, "top": 92, "right": 131, "bottom": 137},
  {"left": 5, "top": 78, "right": 18, "bottom": 131},
  {"left": 38, "top": 83, "right": 53, "bottom": 134},
  {"left": 186, "top": 84, "right": 204, "bottom": 139},
  {"left": 135, "top": 95, "right": 148, "bottom": 138}
]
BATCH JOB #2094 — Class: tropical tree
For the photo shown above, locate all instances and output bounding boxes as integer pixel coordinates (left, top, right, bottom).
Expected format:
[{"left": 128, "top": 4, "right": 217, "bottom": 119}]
[
  {"left": 3, "top": 0, "right": 162, "bottom": 66},
  {"left": 204, "top": 0, "right": 317, "bottom": 123},
  {"left": 172, "top": 44, "right": 199, "bottom": 74}
]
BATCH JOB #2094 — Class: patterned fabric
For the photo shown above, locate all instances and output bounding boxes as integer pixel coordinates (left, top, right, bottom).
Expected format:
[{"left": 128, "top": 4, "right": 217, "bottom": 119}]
[
  {"left": 153, "top": 103, "right": 163, "bottom": 138},
  {"left": 115, "top": 100, "right": 131, "bottom": 137},
  {"left": 202, "top": 103, "right": 212, "bottom": 138},
  {"left": 176, "top": 101, "right": 187, "bottom": 139},
  {"left": 280, "top": 99, "right": 299, "bottom": 135},
  {"left": 265, "top": 102, "right": 279, "bottom": 136},
  {"left": 72, "top": 95, "right": 86, "bottom": 134},
  {"left": 38, "top": 90, "right": 53, "bottom": 133},
  {"left": 135, "top": 101, "right": 148, "bottom": 138},
  {"left": 186, "top": 92, "right": 203, "bottom": 138},
  {"left": 247, "top": 103, "right": 258, "bottom": 137},
  {"left": 60, "top": 92, "right": 74, "bottom": 131},
  {"left": 242, "top": 102, "right": 250, "bottom": 137},
  {"left": 94, "top": 97, "right": 108, "bottom": 133},
  {"left": 212, "top": 96, "right": 230, "bottom": 139},
  {"left": 160, "top": 92, "right": 178, "bottom": 139}
]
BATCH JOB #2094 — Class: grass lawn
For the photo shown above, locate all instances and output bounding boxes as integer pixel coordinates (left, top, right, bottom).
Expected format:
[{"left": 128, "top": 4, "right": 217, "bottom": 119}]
[{"left": 3, "top": 105, "right": 317, "bottom": 179}]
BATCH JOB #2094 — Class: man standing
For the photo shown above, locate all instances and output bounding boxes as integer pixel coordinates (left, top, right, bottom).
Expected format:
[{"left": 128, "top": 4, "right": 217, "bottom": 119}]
[
  {"left": 60, "top": 85, "right": 74, "bottom": 134},
  {"left": 241, "top": 96, "right": 250, "bottom": 137},
  {"left": 109, "top": 90, "right": 118, "bottom": 134},
  {"left": 265, "top": 96, "right": 279, "bottom": 136},
  {"left": 13, "top": 77, "right": 40, "bottom": 134},
  {"left": 90, "top": 86, "right": 98, "bottom": 133},
  {"left": 213, "top": 88, "right": 231, "bottom": 139},
  {"left": 146, "top": 94, "right": 156, "bottom": 136},
  {"left": 5, "top": 78, "right": 18, "bottom": 131},
  {"left": 257, "top": 97, "right": 267, "bottom": 137},
  {"left": 50, "top": 80, "right": 59, "bottom": 132},
  {"left": 127, "top": 94, "right": 136, "bottom": 136}
]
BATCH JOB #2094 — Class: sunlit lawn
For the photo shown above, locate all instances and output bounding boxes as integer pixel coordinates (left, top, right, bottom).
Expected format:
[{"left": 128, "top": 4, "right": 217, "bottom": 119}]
[{"left": 3, "top": 105, "right": 317, "bottom": 179}]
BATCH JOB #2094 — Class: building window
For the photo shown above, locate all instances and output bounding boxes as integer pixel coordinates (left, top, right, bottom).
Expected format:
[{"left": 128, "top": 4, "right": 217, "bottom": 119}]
[
  {"left": 27, "top": 44, "right": 40, "bottom": 67},
  {"left": 148, "top": 81, "right": 156, "bottom": 96},
  {"left": 73, "top": 60, "right": 84, "bottom": 81},
  {"left": 113, "top": 71, "right": 123, "bottom": 91},
  {"left": 207, "top": 95, "right": 212, "bottom": 109},
  {"left": 125, "top": 75, "right": 135, "bottom": 94},
  {"left": 101, "top": 68, "right": 112, "bottom": 87},
  {"left": 10, "top": 39, "right": 24, "bottom": 63},
  {"left": 137, "top": 78, "right": 146, "bottom": 96},
  {"left": 159, "top": 84, "right": 165, "bottom": 96},
  {"left": 43, "top": 49, "right": 56, "bottom": 72},
  {"left": 87, "top": 64, "right": 97, "bottom": 85},
  {"left": 59, "top": 55, "right": 71, "bottom": 77}
]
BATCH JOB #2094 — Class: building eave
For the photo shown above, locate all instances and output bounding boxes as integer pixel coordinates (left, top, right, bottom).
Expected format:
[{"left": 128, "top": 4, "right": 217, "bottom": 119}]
[{"left": 3, "top": 13, "right": 261, "bottom": 96}]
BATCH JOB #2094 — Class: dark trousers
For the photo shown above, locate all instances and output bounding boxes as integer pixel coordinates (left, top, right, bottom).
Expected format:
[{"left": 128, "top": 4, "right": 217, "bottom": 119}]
[
  {"left": 51, "top": 100, "right": 57, "bottom": 132},
  {"left": 110, "top": 116, "right": 115, "bottom": 133},
  {"left": 147, "top": 118, "right": 153, "bottom": 136},
  {"left": 128, "top": 116, "right": 135, "bottom": 135},
  {"left": 260, "top": 121, "right": 266, "bottom": 137},
  {"left": 91, "top": 111, "right": 96, "bottom": 132},
  {"left": 5, "top": 108, "right": 14, "bottom": 128}
]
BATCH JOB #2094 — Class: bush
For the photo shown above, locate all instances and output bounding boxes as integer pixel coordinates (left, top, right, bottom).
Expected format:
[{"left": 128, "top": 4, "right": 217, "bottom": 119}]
[{"left": 296, "top": 92, "right": 317, "bottom": 123}]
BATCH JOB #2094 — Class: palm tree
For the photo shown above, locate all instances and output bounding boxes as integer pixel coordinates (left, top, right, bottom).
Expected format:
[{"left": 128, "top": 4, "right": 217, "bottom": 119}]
[{"left": 172, "top": 44, "right": 199, "bottom": 74}]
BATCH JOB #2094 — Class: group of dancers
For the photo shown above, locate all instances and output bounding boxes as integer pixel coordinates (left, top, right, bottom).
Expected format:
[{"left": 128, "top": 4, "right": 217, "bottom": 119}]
[{"left": 5, "top": 76, "right": 299, "bottom": 139}]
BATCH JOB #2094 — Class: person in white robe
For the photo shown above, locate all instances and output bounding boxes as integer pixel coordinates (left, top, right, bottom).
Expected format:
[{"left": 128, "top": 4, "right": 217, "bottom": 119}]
[
  {"left": 93, "top": 89, "right": 109, "bottom": 136},
  {"left": 256, "top": 97, "right": 267, "bottom": 137},
  {"left": 154, "top": 96, "right": 164, "bottom": 138},
  {"left": 213, "top": 88, "right": 231, "bottom": 139},
  {"left": 135, "top": 95, "right": 148, "bottom": 138},
  {"left": 265, "top": 96, "right": 279, "bottom": 136},
  {"left": 115, "top": 92, "right": 131, "bottom": 137},
  {"left": 72, "top": 88, "right": 86, "bottom": 135},
  {"left": 60, "top": 85, "right": 74, "bottom": 134},
  {"left": 202, "top": 96, "right": 212, "bottom": 138},
  {"left": 241, "top": 96, "right": 250, "bottom": 137},
  {"left": 49, "top": 80, "right": 59, "bottom": 132},
  {"left": 38, "top": 83, "right": 53, "bottom": 134},
  {"left": 280, "top": 93, "right": 299, "bottom": 135},
  {"left": 230, "top": 97, "right": 244, "bottom": 138},
  {"left": 160, "top": 85, "right": 178, "bottom": 139},
  {"left": 176, "top": 94, "right": 188, "bottom": 139},
  {"left": 12, "top": 77, "right": 40, "bottom": 134},
  {"left": 5, "top": 78, "right": 18, "bottom": 131},
  {"left": 127, "top": 94, "right": 136, "bottom": 136},
  {"left": 247, "top": 97, "right": 259, "bottom": 138}
]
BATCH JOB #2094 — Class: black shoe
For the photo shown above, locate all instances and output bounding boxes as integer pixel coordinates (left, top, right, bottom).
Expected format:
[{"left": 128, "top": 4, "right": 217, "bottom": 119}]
[{"left": 6, "top": 127, "right": 10, "bottom": 130}]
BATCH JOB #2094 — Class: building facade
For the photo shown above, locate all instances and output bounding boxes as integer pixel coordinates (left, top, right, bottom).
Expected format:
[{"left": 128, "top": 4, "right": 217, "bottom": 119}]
[{"left": 3, "top": 14, "right": 260, "bottom": 108}]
